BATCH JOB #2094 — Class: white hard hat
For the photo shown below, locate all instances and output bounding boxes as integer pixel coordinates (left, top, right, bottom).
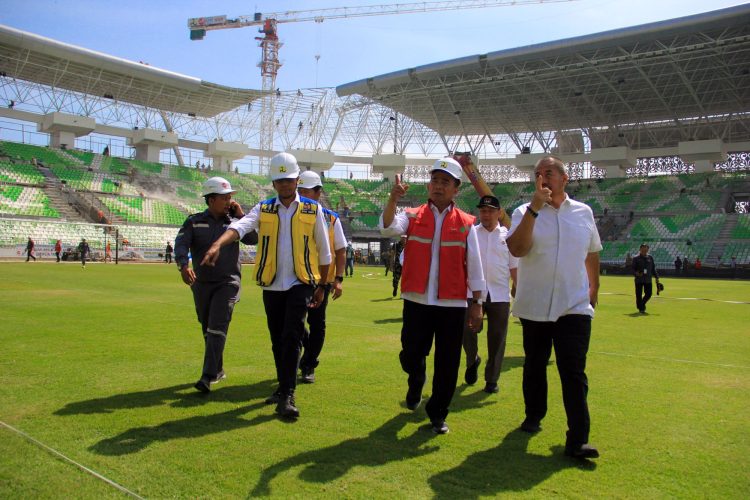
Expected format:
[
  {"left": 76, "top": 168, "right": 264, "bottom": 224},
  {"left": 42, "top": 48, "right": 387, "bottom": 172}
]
[
  {"left": 430, "top": 157, "right": 462, "bottom": 182},
  {"left": 298, "top": 170, "right": 322, "bottom": 189},
  {"left": 202, "top": 176, "right": 235, "bottom": 196},
  {"left": 269, "top": 152, "right": 300, "bottom": 181}
]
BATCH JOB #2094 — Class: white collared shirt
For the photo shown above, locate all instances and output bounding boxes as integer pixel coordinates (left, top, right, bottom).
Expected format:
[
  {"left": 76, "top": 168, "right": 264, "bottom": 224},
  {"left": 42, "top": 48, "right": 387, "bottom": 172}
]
[
  {"left": 508, "top": 195, "right": 602, "bottom": 322},
  {"left": 380, "top": 202, "right": 485, "bottom": 308},
  {"left": 472, "top": 223, "right": 518, "bottom": 303},
  {"left": 230, "top": 193, "right": 331, "bottom": 291}
]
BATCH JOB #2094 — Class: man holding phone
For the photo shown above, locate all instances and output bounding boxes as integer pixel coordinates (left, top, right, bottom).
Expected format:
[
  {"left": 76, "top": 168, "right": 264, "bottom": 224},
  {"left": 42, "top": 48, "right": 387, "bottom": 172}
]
[{"left": 174, "top": 176, "right": 253, "bottom": 393}]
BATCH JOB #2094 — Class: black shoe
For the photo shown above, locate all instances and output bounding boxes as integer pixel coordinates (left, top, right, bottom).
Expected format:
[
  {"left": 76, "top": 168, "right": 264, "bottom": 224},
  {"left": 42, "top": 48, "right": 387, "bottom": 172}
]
[
  {"left": 430, "top": 420, "right": 449, "bottom": 434},
  {"left": 275, "top": 395, "right": 300, "bottom": 418},
  {"left": 520, "top": 419, "right": 542, "bottom": 433},
  {"left": 300, "top": 367, "right": 315, "bottom": 384},
  {"left": 405, "top": 386, "right": 423, "bottom": 411},
  {"left": 483, "top": 382, "right": 499, "bottom": 394},
  {"left": 565, "top": 443, "right": 600, "bottom": 459},
  {"left": 464, "top": 356, "right": 481, "bottom": 385},
  {"left": 194, "top": 378, "right": 210, "bottom": 393},
  {"left": 264, "top": 390, "right": 282, "bottom": 405},
  {"left": 211, "top": 370, "right": 226, "bottom": 384}
]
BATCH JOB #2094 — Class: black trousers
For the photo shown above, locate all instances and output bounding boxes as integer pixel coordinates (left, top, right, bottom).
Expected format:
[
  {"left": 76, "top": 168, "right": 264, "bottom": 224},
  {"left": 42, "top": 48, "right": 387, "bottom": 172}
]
[
  {"left": 192, "top": 280, "right": 240, "bottom": 379},
  {"left": 462, "top": 299, "right": 511, "bottom": 385},
  {"left": 400, "top": 300, "right": 466, "bottom": 423},
  {"left": 300, "top": 287, "right": 330, "bottom": 371},
  {"left": 263, "top": 285, "right": 313, "bottom": 396},
  {"left": 635, "top": 282, "right": 653, "bottom": 311},
  {"left": 521, "top": 314, "right": 591, "bottom": 447}
]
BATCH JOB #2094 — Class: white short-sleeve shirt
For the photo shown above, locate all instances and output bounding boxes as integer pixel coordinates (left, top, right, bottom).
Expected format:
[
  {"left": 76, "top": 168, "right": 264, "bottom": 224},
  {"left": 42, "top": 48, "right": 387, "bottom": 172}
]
[{"left": 508, "top": 195, "right": 602, "bottom": 322}]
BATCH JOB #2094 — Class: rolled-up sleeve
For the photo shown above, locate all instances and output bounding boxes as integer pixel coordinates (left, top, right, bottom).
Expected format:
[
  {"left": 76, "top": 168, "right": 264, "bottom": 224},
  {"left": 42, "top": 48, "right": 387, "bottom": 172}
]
[
  {"left": 379, "top": 211, "right": 409, "bottom": 238},
  {"left": 314, "top": 208, "right": 332, "bottom": 265},
  {"left": 465, "top": 225, "right": 486, "bottom": 293},
  {"left": 229, "top": 203, "right": 261, "bottom": 239}
]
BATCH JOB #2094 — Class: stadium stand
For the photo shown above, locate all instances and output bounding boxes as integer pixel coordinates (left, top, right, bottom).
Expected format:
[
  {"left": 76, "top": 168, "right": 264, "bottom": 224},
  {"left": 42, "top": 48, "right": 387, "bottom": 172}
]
[
  {"left": 0, "top": 162, "right": 45, "bottom": 185},
  {"left": 0, "top": 185, "right": 59, "bottom": 217},
  {"left": 0, "top": 136, "right": 747, "bottom": 268}
]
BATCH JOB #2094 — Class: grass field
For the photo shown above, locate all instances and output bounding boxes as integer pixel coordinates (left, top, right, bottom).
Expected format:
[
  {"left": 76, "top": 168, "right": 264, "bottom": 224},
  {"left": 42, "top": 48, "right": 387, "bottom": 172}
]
[{"left": 1, "top": 262, "right": 749, "bottom": 498}]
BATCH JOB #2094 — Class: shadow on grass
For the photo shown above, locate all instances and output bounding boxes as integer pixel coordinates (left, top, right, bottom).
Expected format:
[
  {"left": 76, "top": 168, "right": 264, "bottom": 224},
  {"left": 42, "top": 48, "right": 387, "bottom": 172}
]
[
  {"left": 90, "top": 401, "right": 275, "bottom": 456},
  {"left": 373, "top": 317, "right": 404, "bottom": 324},
  {"left": 429, "top": 429, "right": 596, "bottom": 499},
  {"left": 249, "top": 412, "right": 439, "bottom": 497},
  {"left": 54, "top": 379, "right": 277, "bottom": 415},
  {"left": 371, "top": 297, "right": 399, "bottom": 302},
  {"left": 626, "top": 312, "right": 650, "bottom": 317}
]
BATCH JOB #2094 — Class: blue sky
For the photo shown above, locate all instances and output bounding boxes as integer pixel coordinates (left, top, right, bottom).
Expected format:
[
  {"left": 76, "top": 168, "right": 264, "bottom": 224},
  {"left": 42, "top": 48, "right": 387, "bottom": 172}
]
[{"left": 1, "top": 0, "right": 746, "bottom": 91}]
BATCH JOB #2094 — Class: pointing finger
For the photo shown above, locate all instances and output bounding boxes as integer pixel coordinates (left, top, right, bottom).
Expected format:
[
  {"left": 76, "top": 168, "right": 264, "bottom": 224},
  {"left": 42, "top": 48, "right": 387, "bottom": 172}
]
[{"left": 535, "top": 172, "right": 544, "bottom": 191}]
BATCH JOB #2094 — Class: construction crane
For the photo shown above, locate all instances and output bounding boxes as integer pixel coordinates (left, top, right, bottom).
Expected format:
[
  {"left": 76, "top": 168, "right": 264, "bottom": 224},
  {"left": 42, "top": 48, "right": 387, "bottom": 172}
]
[{"left": 188, "top": 0, "right": 577, "bottom": 170}]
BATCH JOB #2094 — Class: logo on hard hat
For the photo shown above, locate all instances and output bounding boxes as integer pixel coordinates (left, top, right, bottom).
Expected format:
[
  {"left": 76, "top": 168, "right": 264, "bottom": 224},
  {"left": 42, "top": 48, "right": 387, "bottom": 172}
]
[
  {"left": 222, "top": 182, "right": 228, "bottom": 188},
  {"left": 279, "top": 166, "right": 287, "bottom": 172},
  {"left": 440, "top": 161, "right": 447, "bottom": 168}
]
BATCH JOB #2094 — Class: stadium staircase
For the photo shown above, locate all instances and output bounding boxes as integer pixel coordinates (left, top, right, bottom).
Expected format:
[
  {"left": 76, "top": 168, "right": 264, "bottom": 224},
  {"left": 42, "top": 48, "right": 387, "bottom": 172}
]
[
  {"left": 707, "top": 213, "right": 738, "bottom": 263},
  {"left": 37, "top": 166, "right": 84, "bottom": 220}
]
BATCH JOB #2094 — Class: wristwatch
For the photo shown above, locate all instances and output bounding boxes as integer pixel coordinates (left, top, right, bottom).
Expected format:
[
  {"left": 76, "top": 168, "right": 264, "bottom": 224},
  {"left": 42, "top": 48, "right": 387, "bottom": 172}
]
[
  {"left": 470, "top": 298, "right": 484, "bottom": 305},
  {"left": 335, "top": 275, "right": 344, "bottom": 283}
]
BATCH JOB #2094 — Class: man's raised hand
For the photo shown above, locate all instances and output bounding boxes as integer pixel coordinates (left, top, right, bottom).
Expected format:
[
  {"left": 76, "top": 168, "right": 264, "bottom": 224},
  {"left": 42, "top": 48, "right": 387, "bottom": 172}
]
[
  {"left": 390, "top": 174, "right": 409, "bottom": 202},
  {"left": 531, "top": 173, "right": 552, "bottom": 211}
]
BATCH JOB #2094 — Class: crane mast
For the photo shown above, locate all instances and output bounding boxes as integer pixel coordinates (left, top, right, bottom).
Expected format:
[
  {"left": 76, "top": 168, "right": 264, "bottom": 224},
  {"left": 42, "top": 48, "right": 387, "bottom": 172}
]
[{"left": 188, "top": 0, "right": 577, "bottom": 172}]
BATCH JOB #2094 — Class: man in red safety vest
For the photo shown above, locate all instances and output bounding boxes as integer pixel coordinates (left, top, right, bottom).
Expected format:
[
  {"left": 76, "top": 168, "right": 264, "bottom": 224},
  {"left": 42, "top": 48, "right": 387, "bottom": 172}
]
[{"left": 381, "top": 158, "right": 485, "bottom": 435}]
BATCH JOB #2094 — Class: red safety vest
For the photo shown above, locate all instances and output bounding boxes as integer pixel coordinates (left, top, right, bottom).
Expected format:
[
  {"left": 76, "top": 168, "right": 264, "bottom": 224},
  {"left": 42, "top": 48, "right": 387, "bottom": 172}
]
[{"left": 401, "top": 203, "right": 475, "bottom": 300}]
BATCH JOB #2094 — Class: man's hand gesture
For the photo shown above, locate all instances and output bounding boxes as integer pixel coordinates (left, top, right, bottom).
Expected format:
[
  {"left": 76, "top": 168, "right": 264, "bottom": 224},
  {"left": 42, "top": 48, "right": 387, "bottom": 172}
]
[
  {"left": 390, "top": 174, "right": 409, "bottom": 202},
  {"left": 531, "top": 173, "right": 552, "bottom": 212}
]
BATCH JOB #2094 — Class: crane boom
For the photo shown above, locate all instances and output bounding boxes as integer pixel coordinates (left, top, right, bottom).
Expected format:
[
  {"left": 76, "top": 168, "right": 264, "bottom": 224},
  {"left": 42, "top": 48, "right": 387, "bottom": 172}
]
[
  {"left": 189, "top": 0, "right": 575, "bottom": 33},
  {"left": 188, "top": 0, "right": 578, "bottom": 172}
]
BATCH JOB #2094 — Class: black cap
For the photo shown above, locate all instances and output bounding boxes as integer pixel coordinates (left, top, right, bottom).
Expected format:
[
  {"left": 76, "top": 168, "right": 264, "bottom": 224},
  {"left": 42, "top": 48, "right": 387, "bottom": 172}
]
[{"left": 477, "top": 195, "right": 500, "bottom": 209}]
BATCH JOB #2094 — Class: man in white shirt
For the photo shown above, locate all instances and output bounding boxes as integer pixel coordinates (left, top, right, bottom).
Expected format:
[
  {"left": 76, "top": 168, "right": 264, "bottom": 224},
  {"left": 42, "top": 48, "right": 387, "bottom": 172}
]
[
  {"left": 381, "top": 158, "right": 485, "bottom": 435},
  {"left": 463, "top": 195, "right": 518, "bottom": 394},
  {"left": 202, "top": 152, "right": 331, "bottom": 419},
  {"left": 507, "top": 155, "right": 601, "bottom": 460},
  {"left": 296, "top": 170, "right": 347, "bottom": 384}
]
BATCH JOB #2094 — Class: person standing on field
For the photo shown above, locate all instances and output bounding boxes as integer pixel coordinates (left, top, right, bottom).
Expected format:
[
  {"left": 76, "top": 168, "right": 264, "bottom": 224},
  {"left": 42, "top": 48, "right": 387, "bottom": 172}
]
[
  {"left": 462, "top": 195, "right": 518, "bottom": 395},
  {"left": 78, "top": 238, "right": 90, "bottom": 268},
  {"left": 296, "top": 170, "right": 346, "bottom": 384},
  {"left": 26, "top": 237, "right": 36, "bottom": 262},
  {"left": 54, "top": 239, "right": 62, "bottom": 262},
  {"left": 506, "top": 155, "right": 601, "bottom": 459},
  {"left": 174, "top": 176, "right": 252, "bottom": 394},
  {"left": 381, "top": 157, "right": 485, "bottom": 435},
  {"left": 202, "top": 152, "right": 331, "bottom": 420},
  {"left": 632, "top": 243, "right": 659, "bottom": 314}
]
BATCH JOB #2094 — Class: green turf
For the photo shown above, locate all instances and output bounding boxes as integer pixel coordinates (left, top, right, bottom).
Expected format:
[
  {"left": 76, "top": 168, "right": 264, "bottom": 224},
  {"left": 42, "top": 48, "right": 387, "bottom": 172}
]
[{"left": 1, "top": 263, "right": 748, "bottom": 498}]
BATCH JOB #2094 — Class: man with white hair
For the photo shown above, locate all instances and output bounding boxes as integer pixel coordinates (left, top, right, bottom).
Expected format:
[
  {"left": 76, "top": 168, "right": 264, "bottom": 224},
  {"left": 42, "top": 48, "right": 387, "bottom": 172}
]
[
  {"left": 175, "top": 176, "right": 252, "bottom": 393},
  {"left": 203, "top": 153, "right": 331, "bottom": 419},
  {"left": 381, "top": 158, "right": 485, "bottom": 435},
  {"left": 296, "top": 170, "right": 347, "bottom": 383}
]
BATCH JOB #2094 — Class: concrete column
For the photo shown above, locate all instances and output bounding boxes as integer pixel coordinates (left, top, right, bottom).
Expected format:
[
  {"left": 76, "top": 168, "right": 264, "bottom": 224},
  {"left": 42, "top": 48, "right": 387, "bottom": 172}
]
[
  {"left": 127, "top": 129, "right": 178, "bottom": 163},
  {"left": 207, "top": 140, "right": 250, "bottom": 173},
  {"left": 38, "top": 112, "right": 95, "bottom": 149}
]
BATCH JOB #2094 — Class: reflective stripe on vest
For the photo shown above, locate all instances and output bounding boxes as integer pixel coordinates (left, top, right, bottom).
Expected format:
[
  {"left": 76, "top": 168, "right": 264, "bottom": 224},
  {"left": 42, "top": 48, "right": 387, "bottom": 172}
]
[
  {"left": 254, "top": 197, "right": 321, "bottom": 286},
  {"left": 401, "top": 204, "right": 475, "bottom": 300}
]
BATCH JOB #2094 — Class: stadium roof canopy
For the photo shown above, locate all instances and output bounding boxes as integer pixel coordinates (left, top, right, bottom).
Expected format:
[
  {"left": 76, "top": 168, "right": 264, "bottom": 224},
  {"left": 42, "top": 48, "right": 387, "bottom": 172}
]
[
  {"left": 0, "top": 24, "right": 263, "bottom": 118},
  {"left": 337, "top": 4, "right": 750, "bottom": 151}
]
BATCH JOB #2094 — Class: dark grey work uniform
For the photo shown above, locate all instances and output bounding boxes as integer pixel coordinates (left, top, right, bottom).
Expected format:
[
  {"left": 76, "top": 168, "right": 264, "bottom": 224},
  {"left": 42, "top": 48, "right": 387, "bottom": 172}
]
[
  {"left": 632, "top": 253, "right": 659, "bottom": 313},
  {"left": 174, "top": 210, "right": 252, "bottom": 381}
]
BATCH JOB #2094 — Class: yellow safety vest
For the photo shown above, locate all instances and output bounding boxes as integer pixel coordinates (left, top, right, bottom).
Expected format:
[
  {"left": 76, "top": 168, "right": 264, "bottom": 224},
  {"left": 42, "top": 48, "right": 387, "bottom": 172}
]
[{"left": 254, "top": 197, "right": 321, "bottom": 287}]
